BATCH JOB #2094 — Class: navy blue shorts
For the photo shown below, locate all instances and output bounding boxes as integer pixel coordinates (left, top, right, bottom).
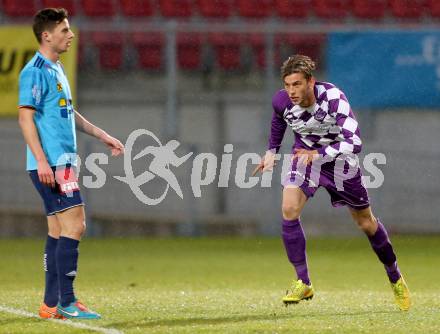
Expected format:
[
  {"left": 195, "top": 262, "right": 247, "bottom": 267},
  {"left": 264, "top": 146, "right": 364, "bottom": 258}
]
[{"left": 29, "top": 165, "right": 84, "bottom": 216}]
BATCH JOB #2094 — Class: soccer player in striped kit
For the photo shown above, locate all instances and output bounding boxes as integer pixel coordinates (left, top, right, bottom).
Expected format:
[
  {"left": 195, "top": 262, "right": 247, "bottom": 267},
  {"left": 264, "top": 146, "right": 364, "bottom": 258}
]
[{"left": 256, "top": 55, "right": 410, "bottom": 310}]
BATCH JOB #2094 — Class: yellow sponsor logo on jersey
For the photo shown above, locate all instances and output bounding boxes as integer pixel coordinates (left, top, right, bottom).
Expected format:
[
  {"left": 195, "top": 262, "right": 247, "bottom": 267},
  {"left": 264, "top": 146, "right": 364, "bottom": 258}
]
[
  {"left": 59, "top": 98, "right": 67, "bottom": 107},
  {"left": 57, "top": 82, "right": 63, "bottom": 91}
]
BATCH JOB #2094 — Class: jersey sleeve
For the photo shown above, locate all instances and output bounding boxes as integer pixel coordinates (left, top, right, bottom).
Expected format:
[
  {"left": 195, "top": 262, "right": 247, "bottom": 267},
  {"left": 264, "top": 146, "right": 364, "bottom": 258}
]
[
  {"left": 318, "top": 90, "right": 362, "bottom": 158},
  {"left": 267, "top": 90, "right": 290, "bottom": 153},
  {"left": 18, "top": 67, "right": 47, "bottom": 109}
]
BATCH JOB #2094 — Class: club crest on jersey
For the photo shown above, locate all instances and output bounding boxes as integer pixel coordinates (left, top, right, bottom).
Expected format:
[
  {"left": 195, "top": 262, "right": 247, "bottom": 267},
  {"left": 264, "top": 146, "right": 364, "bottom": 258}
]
[
  {"left": 57, "top": 82, "right": 63, "bottom": 91},
  {"left": 314, "top": 109, "right": 327, "bottom": 121}
]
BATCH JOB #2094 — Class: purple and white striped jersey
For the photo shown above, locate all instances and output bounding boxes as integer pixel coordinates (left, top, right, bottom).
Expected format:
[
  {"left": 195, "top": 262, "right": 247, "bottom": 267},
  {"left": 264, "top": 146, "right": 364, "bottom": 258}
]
[{"left": 268, "top": 81, "right": 362, "bottom": 159}]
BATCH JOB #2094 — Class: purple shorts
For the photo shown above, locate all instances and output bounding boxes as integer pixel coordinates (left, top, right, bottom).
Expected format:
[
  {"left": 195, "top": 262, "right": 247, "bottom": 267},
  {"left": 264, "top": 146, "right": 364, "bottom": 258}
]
[{"left": 283, "top": 155, "right": 370, "bottom": 210}]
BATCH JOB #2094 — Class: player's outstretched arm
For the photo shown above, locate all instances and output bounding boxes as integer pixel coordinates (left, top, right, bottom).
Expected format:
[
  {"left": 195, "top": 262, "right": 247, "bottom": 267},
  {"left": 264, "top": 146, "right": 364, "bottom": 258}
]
[
  {"left": 74, "top": 110, "right": 124, "bottom": 156},
  {"left": 18, "top": 107, "right": 55, "bottom": 187}
]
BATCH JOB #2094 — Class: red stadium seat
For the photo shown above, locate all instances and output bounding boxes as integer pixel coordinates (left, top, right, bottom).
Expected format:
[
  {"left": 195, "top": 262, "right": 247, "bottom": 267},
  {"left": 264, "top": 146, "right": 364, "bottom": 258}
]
[
  {"left": 280, "top": 34, "right": 324, "bottom": 63},
  {"left": 197, "top": 0, "right": 232, "bottom": 18},
  {"left": 312, "top": 0, "right": 348, "bottom": 19},
  {"left": 351, "top": 0, "right": 387, "bottom": 19},
  {"left": 158, "top": 0, "right": 192, "bottom": 18},
  {"left": 236, "top": 0, "right": 273, "bottom": 18},
  {"left": 427, "top": 0, "right": 440, "bottom": 17},
  {"left": 132, "top": 32, "right": 164, "bottom": 69},
  {"left": 274, "top": 0, "right": 309, "bottom": 19},
  {"left": 81, "top": 0, "right": 115, "bottom": 17},
  {"left": 92, "top": 32, "right": 124, "bottom": 69},
  {"left": 120, "top": 0, "right": 154, "bottom": 17},
  {"left": 2, "top": 0, "right": 36, "bottom": 17},
  {"left": 177, "top": 33, "right": 203, "bottom": 70},
  {"left": 247, "top": 34, "right": 281, "bottom": 69},
  {"left": 389, "top": 0, "right": 424, "bottom": 19},
  {"left": 42, "top": 0, "right": 76, "bottom": 16},
  {"left": 209, "top": 33, "right": 243, "bottom": 70}
]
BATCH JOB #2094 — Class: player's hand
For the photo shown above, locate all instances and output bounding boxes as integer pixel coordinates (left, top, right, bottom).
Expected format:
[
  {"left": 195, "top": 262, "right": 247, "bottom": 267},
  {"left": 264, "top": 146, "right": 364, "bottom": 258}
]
[
  {"left": 252, "top": 159, "right": 264, "bottom": 177},
  {"left": 100, "top": 133, "right": 125, "bottom": 156},
  {"left": 262, "top": 150, "right": 276, "bottom": 172},
  {"left": 37, "top": 160, "right": 55, "bottom": 188},
  {"left": 293, "top": 148, "right": 319, "bottom": 166},
  {"left": 252, "top": 150, "right": 276, "bottom": 176}
]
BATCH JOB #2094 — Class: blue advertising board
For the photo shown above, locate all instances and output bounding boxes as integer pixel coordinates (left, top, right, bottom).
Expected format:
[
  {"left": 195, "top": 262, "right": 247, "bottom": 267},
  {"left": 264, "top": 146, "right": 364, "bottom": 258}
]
[{"left": 327, "top": 31, "right": 440, "bottom": 109}]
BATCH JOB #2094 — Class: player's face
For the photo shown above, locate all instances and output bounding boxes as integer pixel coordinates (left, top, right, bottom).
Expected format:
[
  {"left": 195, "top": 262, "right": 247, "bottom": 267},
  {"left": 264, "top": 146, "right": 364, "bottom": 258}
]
[
  {"left": 283, "top": 72, "right": 315, "bottom": 108},
  {"left": 45, "top": 19, "right": 75, "bottom": 54}
]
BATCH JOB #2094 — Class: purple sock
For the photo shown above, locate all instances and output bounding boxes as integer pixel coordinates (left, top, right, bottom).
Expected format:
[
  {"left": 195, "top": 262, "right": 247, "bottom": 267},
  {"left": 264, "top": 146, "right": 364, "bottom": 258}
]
[
  {"left": 282, "top": 218, "right": 310, "bottom": 285},
  {"left": 368, "top": 219, "right": 401, "bottom": 283}
]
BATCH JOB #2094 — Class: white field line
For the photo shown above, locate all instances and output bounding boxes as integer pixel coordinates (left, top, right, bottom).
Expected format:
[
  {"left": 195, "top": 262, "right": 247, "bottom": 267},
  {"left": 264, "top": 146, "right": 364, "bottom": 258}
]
[{"left": 0, "top": 305, "right": 124, "bottom": 334}]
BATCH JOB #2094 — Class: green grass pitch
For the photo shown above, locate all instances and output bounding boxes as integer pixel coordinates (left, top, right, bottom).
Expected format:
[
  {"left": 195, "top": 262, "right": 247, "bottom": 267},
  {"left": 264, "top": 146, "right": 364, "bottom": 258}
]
[{"left": 0, "top": 236, "right": 439, "bottom": 333}]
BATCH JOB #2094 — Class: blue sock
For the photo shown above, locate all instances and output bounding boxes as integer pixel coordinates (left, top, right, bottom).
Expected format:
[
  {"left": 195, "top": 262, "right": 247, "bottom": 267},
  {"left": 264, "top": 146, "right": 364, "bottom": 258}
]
[
  {"left": 56, "top": 236, "right": 79, "bottom": 307},
  {"left": 43, "top": 235, "right": 59, "bottom": 307}
]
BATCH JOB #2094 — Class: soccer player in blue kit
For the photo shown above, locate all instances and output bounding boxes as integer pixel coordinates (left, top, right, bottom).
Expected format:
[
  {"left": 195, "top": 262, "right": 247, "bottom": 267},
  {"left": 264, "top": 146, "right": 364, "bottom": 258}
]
[
  {"left": 18, "top": 8, "right": 124, "bottom": 319},
  {"left": 256, "top": 55, "right": 410, "bottom": 311}
]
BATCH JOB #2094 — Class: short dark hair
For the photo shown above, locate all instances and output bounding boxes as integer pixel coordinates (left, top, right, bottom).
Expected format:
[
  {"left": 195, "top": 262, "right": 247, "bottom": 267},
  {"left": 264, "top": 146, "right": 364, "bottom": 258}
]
[
  {"left": 281, "top": 54, "right": 316, "bottom": 81},
  {"left": 33, "top": 8, "right": 68, "bottom": 43}
]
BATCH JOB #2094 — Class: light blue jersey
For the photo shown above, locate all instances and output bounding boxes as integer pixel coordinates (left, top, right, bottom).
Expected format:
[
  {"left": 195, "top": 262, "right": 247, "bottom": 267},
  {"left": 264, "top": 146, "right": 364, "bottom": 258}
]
[{"left": 19, "top": 51, "right": 77, "bottom": 171}]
